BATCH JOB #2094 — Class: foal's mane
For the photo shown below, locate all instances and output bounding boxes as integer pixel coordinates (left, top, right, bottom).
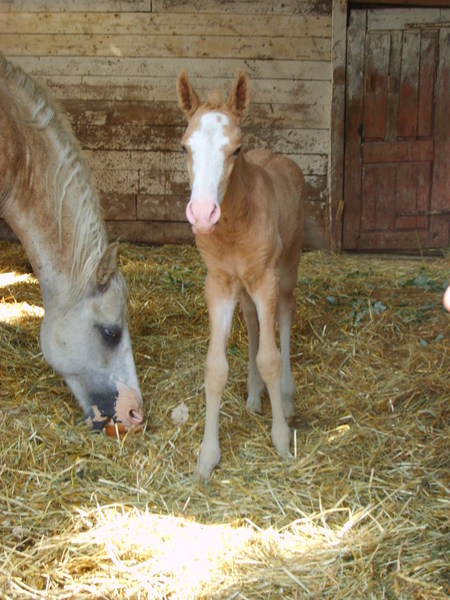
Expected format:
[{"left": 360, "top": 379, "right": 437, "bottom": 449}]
[
  {"left": 0, "top": 54, "right": 119, "bottom": 305},
  {"left": 206, "top": 90, "right": 225, "bottom": 110}
]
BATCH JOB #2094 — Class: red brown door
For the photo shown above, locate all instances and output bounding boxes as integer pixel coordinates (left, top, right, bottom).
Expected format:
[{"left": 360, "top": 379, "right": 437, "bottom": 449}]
[{"left": 343, "top": 8, "right": 449, "bottom": 252}]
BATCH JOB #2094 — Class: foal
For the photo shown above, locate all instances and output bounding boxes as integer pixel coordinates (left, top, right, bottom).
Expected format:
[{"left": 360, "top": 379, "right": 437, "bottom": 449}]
[{"left": 177, "top": 71, "right": 305, "bottom": 480}]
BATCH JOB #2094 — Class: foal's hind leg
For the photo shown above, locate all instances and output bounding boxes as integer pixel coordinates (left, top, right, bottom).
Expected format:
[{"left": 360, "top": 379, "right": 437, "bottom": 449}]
[
  {"left": 278, "top": 258, "right": 300, "bottom": 419},
  {"left": 240, "top": 289, "right": 265, "bottom": 413},
  {"left": 278, "top": 286, "right": 296, "bottom": 419}
]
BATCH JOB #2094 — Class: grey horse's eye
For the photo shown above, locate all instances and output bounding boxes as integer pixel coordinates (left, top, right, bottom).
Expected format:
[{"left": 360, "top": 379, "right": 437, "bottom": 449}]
[{"left": 98, "top": 326, "right": 122, "bottom": 347}]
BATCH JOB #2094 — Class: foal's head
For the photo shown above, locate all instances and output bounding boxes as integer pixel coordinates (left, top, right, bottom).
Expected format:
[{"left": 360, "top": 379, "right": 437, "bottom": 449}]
[{"left": 177, "top": 71, "right": 250, "bottom": 235}]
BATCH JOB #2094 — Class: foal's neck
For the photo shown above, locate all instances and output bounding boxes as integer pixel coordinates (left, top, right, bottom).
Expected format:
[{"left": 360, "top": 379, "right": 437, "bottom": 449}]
[{"left": 220, "top": 155, "right": 254, "bottom": 227}]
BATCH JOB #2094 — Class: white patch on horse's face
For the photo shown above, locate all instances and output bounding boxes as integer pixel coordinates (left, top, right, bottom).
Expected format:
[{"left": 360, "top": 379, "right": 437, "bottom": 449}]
[{"left": 187, "top": 112, "right": 230, "bottom": 205}]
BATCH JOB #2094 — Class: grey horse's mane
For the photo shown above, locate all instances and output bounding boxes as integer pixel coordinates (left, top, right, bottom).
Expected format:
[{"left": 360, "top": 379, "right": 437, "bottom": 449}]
[{"left": 0, "top": 54, "right": 123, "bottom": 305}]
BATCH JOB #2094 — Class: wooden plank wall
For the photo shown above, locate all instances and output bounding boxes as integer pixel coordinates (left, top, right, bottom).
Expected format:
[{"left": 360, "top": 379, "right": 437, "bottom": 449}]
[{"left": 0, "top": 0, "right": 332, "bottom": 245}]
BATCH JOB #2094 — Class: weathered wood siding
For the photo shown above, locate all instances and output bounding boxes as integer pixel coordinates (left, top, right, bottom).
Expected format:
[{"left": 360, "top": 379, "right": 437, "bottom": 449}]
[{"left": 0, "top": 0, "right": 332, "bottom": 245}]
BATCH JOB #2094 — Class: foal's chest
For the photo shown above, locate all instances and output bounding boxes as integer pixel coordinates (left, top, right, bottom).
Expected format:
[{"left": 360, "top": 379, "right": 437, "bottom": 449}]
[{"left": 197, "top": 234, "right": 273, "bottom": 289}]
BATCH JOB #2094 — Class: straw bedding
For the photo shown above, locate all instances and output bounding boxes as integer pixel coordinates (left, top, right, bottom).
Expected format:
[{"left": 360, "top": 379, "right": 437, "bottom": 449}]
[{"left": 0, "top": 239, "right": 448, "bottom": 599}]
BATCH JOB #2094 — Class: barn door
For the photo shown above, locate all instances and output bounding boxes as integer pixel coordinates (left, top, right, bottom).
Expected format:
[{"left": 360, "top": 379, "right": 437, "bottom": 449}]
[{"left": 343, "top": 8, "right": 449, "bottom": 252}]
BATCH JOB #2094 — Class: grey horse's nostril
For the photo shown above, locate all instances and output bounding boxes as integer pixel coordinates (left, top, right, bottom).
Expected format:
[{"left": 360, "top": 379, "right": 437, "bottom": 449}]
[{"left": 130, "top": 409, "right": 143, "bottom": 424}]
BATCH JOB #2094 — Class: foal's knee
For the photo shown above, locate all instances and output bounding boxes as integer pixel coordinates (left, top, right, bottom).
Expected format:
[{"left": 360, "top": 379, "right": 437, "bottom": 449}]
[
  {"left": 256, "top": 349, "right": 281, "bottom": 384},
  {"left": 205, "top": 353, "right": 229, "bottom": 394}
]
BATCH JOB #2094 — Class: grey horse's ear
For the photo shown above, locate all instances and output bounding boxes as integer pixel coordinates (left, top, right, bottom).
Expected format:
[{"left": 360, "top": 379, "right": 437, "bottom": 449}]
[{"left": 96, "top": 242, "right": 119, "bottom": 287}]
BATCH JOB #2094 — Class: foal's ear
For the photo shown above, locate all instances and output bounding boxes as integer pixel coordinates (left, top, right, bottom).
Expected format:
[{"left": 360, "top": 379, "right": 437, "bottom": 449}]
[
  {"left": 228, "top": 70, "right": 249, "bottom": 119},
  {"left": 177, "top": 70, "right": 201, "bottom": 118},
  {"left": 96, "top": 242, "right": 119, "bottom": 287}
]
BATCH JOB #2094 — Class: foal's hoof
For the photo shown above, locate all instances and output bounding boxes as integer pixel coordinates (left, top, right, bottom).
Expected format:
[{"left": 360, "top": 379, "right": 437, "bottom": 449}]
[
  {"left": 194, "top": 468, "right": 211, "bottom": 485},
  {"left": 285, "top": 414, "right": 298, "bottom": 428},
  {"left": 271, "top": 422, "right": 291, "bottom": 459},
  {"left": 196, "top": 444, "right": 221, "bottom": 482},
  {"left": 282, "top": 393, "right": 295, "bottom": 420},
  {"left": 246, "top": 395, "right": 262, "bottom": 414}
]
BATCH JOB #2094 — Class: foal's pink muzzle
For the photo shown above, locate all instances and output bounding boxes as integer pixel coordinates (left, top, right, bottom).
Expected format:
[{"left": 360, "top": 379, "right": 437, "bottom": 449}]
[{"left": 186, "top": 200, "right": 221, "bottom": 235}]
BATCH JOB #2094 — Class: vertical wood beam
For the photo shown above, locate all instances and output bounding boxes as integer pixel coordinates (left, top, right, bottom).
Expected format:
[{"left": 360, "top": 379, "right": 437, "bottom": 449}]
[{"left": 329, "top": 0, "right": 348, "bottom": 252}]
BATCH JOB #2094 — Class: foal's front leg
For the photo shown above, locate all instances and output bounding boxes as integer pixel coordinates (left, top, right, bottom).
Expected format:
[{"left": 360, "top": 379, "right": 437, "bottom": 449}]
[
  {"left": 252, "top": 271, "right": 291, "bottom": 459},
  {"left": 197, "top": 274, "right": 238, "bottom": 481}
]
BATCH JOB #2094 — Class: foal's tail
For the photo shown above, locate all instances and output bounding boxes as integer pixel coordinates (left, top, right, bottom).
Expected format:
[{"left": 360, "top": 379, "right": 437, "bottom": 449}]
[{"left": 304, "top": 215, "right": 327, "bottom": 251}]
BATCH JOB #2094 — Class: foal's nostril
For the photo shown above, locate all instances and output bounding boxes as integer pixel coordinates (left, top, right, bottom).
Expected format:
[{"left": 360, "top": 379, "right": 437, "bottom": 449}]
[
  {"left": 210, "top": 203, "right": 221, "bottom": 224},
  {"left": 186, "top": 202, "right": 196, "bottom": 224}
]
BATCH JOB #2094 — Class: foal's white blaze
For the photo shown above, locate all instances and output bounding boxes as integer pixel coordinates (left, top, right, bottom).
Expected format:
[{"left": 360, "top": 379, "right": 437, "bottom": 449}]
[{"left": 186, "top": 112, "right": 230, "bottom": 234}]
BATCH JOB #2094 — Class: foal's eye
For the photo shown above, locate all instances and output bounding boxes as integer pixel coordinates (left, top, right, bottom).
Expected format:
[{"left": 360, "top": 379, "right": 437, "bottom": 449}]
[
  {"left": 181, "top": 144, "right": 188, "bottom": 154},
  {"left": 99, "top": 326, "right": 122, "bottom": 346},
  {"left": 232, "top": 147, "right": 242, "bottom": 157}
]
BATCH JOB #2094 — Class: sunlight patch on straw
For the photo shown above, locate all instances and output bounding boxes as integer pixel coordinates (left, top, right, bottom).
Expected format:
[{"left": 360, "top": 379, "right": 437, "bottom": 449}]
[
  {"left": 0, "top": 270, "right": 43, "bottom": 324},
  {"left": 0, "top": 272, "right": 36, "bottom": 288},
  {"left": 0, "top": 301, "right": 44, "bottom": 324},
  {"left": 57, "top": 500, "right": 380, "bottom": 598}
]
